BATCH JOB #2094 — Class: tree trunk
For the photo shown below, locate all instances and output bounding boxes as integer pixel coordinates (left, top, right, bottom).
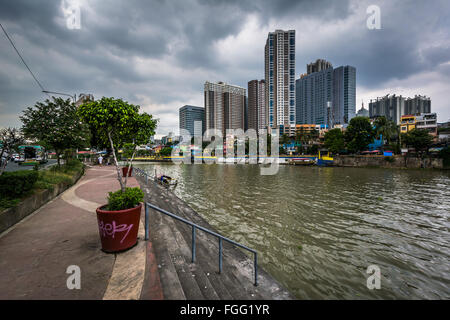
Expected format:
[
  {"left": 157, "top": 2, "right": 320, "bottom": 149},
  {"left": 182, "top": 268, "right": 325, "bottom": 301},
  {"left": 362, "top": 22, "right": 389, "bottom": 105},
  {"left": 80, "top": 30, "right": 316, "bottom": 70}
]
[
  {"left": 124, "top": 146, "right": 137, "bottom": 188},
  {"left": 108, "top": 131, "right": 125, "bottom": 192},
  {"left": 56, "top": 151, "right": 61, "bottom": 166},
  {"left": 0, "top": 148, "right": 5, "bottom": 175}
]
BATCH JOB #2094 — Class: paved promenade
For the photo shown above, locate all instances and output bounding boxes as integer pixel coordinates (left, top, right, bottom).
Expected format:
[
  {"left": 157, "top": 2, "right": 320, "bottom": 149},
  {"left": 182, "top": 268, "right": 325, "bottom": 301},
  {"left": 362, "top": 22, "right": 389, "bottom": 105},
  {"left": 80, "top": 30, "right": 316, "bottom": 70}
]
[{"left": 0, "top": 166, "right": 162, "bottom": 300}]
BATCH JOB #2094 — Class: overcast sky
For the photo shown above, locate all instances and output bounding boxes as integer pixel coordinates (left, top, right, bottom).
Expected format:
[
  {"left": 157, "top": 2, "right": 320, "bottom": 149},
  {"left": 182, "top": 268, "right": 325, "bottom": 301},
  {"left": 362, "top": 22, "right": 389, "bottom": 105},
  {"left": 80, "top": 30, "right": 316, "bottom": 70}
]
[{"left": 1, "top": 0, "right": 449, "bottom": 135}]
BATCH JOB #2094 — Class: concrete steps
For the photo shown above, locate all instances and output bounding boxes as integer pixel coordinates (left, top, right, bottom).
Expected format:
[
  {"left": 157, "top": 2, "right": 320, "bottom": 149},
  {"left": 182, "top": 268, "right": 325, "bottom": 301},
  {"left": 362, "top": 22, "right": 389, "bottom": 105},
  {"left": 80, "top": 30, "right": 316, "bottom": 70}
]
[{"left": 139, "top": 175, "right": 295, "bottom": 300}]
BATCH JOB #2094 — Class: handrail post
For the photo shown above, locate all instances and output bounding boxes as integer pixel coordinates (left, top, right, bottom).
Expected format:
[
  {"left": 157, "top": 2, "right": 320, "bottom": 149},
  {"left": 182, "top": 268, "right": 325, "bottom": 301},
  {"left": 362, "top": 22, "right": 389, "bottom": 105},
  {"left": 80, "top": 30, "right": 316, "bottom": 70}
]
[
  {"left": 254, "top": 252, "right": 258, "bottom": 286},
  {"left": 145, "top": 201, "right": 258, "bottom": 286},
  {"left": 144, "top": 202, "right": 149, "bottom": 241},
  {"left": 219, "top": 238, "right": 223, "bottom": 274},
  {"left": 192, "top": 226, "right": 196, "bottom": 263}
]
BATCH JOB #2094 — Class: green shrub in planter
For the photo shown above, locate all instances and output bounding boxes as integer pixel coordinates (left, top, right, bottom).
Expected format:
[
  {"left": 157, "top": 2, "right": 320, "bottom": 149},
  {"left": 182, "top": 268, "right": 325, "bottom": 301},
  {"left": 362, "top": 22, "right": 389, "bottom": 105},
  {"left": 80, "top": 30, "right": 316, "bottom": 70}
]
[
  {"left": 0, "top": 171, "right": 39, "bottom": 198},
  {"left": 107, "top": 187, "right": 144, "bottom": 211}
]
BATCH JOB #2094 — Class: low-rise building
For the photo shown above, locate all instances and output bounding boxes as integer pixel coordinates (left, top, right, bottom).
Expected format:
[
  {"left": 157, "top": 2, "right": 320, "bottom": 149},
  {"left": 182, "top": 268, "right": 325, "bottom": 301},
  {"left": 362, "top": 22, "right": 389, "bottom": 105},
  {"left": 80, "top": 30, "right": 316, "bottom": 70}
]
[
  {"left": 416, "top": 113, "right": 437, "bottom": 136},
  {"left": 400, "top": 113, "right": 437, "bottom": 136}
]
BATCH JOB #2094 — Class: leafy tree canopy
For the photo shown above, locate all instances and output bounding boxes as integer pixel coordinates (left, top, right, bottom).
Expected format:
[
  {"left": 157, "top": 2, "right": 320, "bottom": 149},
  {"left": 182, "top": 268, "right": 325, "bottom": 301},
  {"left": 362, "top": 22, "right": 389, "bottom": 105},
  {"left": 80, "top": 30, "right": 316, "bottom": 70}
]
[
  {"left": 20, "top": 97, "right": 90, "bottom": 165},
  {"left": 373, "top": 116, "right": 399, "bottom": 146},
  {"left": 77, "top": 97, "right": 157, "bottom": 147},
  {"left": 0, "top": 127, "right": 25, "bottom": 174},
  {"left": 401, "top": 129, "right": 433, "bottom": 153},
  {"left": 324, "top": 128, "right": 345, "bottom": 154},
  {"left": 77, "top": 97, "right": 158, "bottom": 192},
  {"left": 344, "top": 116, "right": 375, "bottom": 154}
]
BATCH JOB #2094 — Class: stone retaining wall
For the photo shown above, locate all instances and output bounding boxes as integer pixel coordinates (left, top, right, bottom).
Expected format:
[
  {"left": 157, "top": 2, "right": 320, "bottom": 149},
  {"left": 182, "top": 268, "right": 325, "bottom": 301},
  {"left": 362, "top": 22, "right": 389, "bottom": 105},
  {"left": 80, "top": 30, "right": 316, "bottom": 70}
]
[
  {"left": 333, "top": 155, "right": 444, "bottom": 169},
  {"left": 0, "top": 168, "right": 84, "bottom": 234}
]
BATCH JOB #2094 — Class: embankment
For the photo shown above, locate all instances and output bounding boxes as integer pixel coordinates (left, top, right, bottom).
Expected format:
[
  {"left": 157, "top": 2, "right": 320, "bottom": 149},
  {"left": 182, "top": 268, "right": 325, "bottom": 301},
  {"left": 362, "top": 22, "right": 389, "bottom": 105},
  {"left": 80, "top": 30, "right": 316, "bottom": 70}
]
[{"left": 333, "top": 155, "right": 444, "bottom": 169}]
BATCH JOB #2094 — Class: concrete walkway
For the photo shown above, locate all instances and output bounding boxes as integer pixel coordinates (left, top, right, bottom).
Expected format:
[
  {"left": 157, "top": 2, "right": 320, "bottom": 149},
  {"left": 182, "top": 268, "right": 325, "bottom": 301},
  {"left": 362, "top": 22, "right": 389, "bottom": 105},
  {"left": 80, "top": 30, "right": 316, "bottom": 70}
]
[{"left": 0, "top": 166, "right": 162, "bottom": 300}]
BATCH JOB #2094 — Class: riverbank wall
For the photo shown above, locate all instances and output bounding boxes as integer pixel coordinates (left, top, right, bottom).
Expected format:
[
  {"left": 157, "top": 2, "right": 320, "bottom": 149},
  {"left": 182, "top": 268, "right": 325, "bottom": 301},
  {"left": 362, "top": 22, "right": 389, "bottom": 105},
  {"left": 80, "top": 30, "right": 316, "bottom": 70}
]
[
  {"left": 136, "top": 173, "right": 295, "bottom": 300},
  {"left": 333, "top": 155, "right": 444, "bottom": 169}
]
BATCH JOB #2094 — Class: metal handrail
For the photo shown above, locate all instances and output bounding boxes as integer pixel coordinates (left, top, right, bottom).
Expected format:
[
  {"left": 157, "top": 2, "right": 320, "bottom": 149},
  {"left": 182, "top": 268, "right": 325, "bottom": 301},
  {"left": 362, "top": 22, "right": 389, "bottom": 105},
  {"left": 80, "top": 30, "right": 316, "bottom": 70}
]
[{"left": 134, "top": 167, "right": 258, "bottom": 286}]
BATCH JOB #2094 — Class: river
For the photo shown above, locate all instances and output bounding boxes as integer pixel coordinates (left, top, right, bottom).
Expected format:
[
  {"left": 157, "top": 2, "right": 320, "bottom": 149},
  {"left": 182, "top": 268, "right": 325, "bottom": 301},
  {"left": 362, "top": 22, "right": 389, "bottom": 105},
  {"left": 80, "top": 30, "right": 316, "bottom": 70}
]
[{"left": 135, "top": 163, "right": 450, "bottom": 299}]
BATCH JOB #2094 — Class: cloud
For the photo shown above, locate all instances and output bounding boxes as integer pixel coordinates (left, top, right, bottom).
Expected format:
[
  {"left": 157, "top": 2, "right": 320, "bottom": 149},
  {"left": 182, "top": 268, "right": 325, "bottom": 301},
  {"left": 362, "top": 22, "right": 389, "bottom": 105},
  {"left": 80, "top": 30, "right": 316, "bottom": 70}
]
[{"left": 0, "top": 0, "right": 449, "bottom": 134}]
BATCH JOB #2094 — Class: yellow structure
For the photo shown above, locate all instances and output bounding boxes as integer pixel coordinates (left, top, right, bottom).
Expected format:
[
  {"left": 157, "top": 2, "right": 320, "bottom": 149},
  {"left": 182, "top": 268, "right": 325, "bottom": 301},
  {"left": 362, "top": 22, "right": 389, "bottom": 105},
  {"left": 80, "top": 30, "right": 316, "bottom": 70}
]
[{"left": 400, "top": 115, "right": 416, "bottom": 133}]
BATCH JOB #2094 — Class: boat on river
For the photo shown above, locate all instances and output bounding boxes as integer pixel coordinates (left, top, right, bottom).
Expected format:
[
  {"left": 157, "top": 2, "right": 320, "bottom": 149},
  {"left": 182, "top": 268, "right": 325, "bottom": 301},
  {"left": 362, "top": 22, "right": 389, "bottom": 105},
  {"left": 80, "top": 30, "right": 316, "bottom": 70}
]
[
  {"left": 288, "top": 158, "right": 316, "bottom": 166},
  {"left": 155, "top": 173, "right": 178, "bottom": 187},
  {"left": 317, "top": 150, "right": 334, "bottom": 166}
]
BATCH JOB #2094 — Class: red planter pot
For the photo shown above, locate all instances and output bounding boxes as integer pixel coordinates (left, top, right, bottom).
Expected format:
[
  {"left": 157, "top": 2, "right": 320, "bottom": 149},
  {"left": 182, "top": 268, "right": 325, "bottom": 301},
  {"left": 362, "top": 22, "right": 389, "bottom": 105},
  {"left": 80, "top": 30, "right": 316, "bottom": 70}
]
[
  {"left": 122, "top": 167, "right": 133, "bottom": 177},
  {"left": 96, "top": 203, "right": 142, "bottom": 253}
]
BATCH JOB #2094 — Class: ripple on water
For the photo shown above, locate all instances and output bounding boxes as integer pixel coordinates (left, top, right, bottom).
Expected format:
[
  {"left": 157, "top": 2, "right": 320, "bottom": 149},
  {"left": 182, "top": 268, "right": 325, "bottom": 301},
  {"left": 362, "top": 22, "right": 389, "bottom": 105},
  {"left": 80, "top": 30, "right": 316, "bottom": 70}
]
[{"left": 136, "top": 163, "right": 450, "bottom": 299}]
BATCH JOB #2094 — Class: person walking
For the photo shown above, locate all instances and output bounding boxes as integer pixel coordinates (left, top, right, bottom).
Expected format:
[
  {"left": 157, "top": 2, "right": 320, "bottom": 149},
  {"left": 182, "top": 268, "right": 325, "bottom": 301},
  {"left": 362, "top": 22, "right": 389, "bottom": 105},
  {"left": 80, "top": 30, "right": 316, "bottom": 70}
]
[{"left": 98, "top": 155, "right": 103, "bottom": 167}]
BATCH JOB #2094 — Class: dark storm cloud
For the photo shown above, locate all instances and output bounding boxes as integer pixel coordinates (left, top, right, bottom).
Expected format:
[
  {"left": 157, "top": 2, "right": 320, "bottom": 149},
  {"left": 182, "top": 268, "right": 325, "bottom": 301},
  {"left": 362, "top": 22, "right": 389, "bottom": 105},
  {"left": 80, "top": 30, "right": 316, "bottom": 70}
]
[{"left": 0, "top": 0, "right": 449, "bottom": 132}]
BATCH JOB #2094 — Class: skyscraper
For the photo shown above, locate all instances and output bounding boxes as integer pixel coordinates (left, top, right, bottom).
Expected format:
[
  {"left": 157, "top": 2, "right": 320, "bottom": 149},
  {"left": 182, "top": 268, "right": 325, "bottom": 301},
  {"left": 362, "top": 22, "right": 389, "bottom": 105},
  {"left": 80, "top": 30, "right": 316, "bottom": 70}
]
[
  {"left": 295, "top": 64, "right": 333, "bottom": 125},
  {"left": 333, "top": 65, "right": 356, "bottom": 125},
  {"left": 179, "top": 105, "right": 205, "bottom": 137},
  {"left": 405, "top": 95, "right": 431, "bottom": 115},
  {"left": 295, "top": 60, "right": 356, "bottom": 126},
  {"left": 307, "top": 59, "right": 333, "bottom": 75},
  {"left": 204, "top": 81, "right": 246, "bottom": 136},
  {"left": 247, "top": 79, "right": 266, "bottom": 133},
  {"left": 265, "top": 29, "right": 296, "bottom": 128},
  {"left": 369, "top": 94, "right": 406, "bottom": 124},
  {"left": 369, "top": 94, "right": 431, "bottom": 124}
]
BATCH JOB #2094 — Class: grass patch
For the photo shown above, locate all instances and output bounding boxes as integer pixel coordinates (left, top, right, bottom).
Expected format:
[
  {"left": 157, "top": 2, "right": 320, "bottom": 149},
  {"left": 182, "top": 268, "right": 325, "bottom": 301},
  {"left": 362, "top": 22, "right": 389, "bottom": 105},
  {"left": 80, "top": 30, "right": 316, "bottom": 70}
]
[{"left": 0, "top": 160, "right": 84, "bottom": 210}]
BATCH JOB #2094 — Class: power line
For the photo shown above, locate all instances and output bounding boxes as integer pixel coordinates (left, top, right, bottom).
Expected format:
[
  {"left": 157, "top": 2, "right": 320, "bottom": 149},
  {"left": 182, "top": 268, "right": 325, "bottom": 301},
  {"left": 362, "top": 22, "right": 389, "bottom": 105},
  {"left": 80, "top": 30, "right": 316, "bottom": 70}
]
[{"left": 0, "top": 22, "right": 50, "bottom": 97}]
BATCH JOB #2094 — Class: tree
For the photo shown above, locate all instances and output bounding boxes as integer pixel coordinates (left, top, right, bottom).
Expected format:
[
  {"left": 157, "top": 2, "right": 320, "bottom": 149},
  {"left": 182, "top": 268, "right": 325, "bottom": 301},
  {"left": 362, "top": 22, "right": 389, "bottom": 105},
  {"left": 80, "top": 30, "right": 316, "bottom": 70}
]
[
  {"left": 20, "top": 97, "right": 90, "bottom": 166},
  {"left": 324, "top": 128, "right": 345, "bottom": 154},
  {"left": 374, "top": 116, "right": 399, "bottom": 148},
  {"left": 0, "top": 127, "right": 25, "bottom": 175},
  {"left": 281, "top": 133, "right": 290, "bottom": 145},
  {"left": 77, "top": 97, "right": 157, "bottom": 192},
  {"left": 295, "top": 127, "right": 307, "bottom": 153},
  {"left": 159, "top": 147, "right": 172, "bottom": 157},
  {"left": 344, "top": 116, "right": 375, "bottom": 154},
  {"left": 401, "top": 129, "right": 433, "bottom": 153}
]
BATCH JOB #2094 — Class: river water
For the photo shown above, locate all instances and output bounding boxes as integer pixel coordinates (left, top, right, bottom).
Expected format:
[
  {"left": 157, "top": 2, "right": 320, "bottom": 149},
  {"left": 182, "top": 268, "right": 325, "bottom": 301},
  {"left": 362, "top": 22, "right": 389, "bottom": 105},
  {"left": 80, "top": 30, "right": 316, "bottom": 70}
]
[{"left": 136, "top": 163, "right": 450, "bottom": 299}]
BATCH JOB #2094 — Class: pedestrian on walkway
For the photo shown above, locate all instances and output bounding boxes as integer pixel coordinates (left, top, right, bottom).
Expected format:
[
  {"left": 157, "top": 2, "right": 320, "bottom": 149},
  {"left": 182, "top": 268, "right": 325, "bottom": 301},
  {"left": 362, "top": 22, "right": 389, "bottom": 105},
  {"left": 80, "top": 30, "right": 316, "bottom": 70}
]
[{"left": 98, "top": 155, "right": 103, "bottom": 167}]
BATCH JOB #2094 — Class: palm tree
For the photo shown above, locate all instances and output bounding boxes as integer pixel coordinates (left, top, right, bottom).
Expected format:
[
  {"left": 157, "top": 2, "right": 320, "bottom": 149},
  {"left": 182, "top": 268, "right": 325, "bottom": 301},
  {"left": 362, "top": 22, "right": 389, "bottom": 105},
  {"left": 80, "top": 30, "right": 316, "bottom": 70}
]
[{"left": 374, "top": 116, "right": 399, "bottom": 149}]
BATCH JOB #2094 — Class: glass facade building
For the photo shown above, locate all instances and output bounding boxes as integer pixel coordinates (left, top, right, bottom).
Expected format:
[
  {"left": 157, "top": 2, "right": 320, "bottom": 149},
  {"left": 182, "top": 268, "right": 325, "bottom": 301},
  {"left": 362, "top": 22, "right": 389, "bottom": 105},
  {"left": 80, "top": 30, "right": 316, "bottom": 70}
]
[
  {"left": 295, "top": 67, "right": 333, "bottom": 125},
  {"left": 295, "top": 62, "right": 356, "bottom": 126},
  {"left": 179, "top": 105, "right": 205, "bottom": 137},
  {"left": 333, "top": 66, "right": 356, "bottom": 125}
]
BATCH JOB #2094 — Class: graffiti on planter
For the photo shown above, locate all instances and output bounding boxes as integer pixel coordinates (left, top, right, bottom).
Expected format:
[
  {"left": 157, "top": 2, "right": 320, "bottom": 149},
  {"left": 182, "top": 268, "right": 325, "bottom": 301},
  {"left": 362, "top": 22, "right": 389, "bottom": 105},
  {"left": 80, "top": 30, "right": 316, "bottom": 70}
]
[{"left": 98, "top": 220, "right": 133, "bottom": 243}]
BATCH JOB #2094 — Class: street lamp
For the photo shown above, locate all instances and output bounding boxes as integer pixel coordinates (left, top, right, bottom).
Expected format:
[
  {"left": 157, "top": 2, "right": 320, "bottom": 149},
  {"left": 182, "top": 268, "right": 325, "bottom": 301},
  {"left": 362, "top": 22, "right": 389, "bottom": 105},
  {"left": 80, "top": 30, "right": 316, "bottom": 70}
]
[{"left": 42, "top": 90, "right": 76, "bottom": 102}]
